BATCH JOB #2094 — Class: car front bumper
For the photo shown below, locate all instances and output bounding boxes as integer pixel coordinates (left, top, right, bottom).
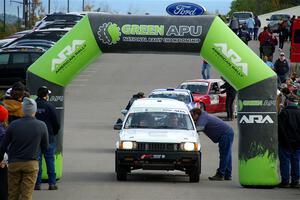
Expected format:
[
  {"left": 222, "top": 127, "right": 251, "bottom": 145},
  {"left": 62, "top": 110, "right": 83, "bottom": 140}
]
[{"left": 115, "top": 150, "right": 201, "bottom": 171}]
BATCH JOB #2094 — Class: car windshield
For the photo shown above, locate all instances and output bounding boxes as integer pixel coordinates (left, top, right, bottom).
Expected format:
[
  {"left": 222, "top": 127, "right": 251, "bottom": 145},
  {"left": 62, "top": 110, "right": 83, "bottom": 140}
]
[
  {"left": 23, "top": 31, "right": 68, "bottom": 42},
  {"left": 179, "top": 82, "right": 208, "bottom": 95},
  {"left": 233, "top": 13, "right": 252, "bottom": 19},
  {"left": 45, "top": 15, "right": 82, "bottom": 21},
  {"left": 124, "top": 112, "right": 194, "bottom": 130},
  {"left": 270, "top": 15, "right": 290, "bottom": 20},
  {"left": 149, "top": 92, "right": 191, "bottom": 104}
]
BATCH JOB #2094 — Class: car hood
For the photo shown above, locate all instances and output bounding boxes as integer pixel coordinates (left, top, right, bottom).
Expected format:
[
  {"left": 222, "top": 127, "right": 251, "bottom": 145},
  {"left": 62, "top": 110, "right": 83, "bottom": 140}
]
[{"left": 120, "top": 129, "right": 198, "bottom": 143}]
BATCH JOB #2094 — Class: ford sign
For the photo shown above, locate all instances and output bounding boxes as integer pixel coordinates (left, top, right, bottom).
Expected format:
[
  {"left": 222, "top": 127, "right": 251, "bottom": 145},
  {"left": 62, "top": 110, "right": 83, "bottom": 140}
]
[{"left": 166, "top": 2, "right": 206, "bottom": 16}]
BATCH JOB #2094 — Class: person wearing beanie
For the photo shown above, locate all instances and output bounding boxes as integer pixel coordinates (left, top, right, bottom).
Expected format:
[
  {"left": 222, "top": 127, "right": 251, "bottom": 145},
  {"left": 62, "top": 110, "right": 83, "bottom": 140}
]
[
  {"left": 0, "top": 105, "right": 8, "bottom": 200},
  {"left": 0, "top": 97, "right": 49, "bottom": 200},
  {"left": 35, "top": 86, "right": 60, "bottom": 191},
  {"left": 278, "top": 95, "right": 300, "bottom": 188}
]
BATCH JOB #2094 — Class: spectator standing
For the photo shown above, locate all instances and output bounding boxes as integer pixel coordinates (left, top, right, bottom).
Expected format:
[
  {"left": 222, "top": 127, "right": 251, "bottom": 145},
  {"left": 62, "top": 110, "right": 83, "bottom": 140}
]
[
  {"left": 263, "top": 56, "right": 274, "bottom": 69},
  {"left": 253, "top": 15, "right": 261, "bottom": 40},
  {"left": 274, "top": 52, "right": 290, "bottom": 83},
  {"left": 290, "top": 15, "right": 296, "bottom": 41},
  {"left": 221, "top": 78, "right": 237, "bottom": 121},
  {"left": 278, "top": 21, "right": 289, "bottom": 51},
  {"left": 2, "top": 82, "right": 26, "bottom": 123},
  {"left": 246, "top": 16, "right": 255, "bottom": 39},
  {"left": 229, "top": 17, "right": 239, "bottom": 34},
  {"left": 258, "top": 27, "right": 271, "bottom": 58},
  {"left": 0, "top": 97, "right": 49, "bottom": 200},
  {"left": 0, "top": 105, "right": 8, "bottom": 200},
  {"left": 201, "top": 60, "right": 211, "bottom": 79},
  {"left": 190, "top": 108, "right": 234, "bottom": 181},
  {"left": 34, "top": 86, "right": 60, "bottom": 191},
  {"left": 278, "top": 95, "right": 300, "bottom": 188}
]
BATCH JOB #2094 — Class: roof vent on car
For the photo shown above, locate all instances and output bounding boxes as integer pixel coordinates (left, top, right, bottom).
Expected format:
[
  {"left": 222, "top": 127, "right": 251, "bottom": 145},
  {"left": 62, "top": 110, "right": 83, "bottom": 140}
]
[{"left": 166, "top": 88, "right": 174, "bottom": 91}]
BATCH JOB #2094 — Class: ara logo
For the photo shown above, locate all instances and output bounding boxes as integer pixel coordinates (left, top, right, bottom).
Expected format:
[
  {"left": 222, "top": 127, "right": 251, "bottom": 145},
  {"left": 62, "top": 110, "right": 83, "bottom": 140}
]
[
  {"left": 98, "top": 22, "right": 121, "bottom": 45},
  {"left": 51, "top": 40, "right": 86, "bottom": 72},
  {"left": 214, "top": 43, "right": 248, "bottom": 76},
  {"left": 239, "top": 115, "right": 274, "bottom": 124}
]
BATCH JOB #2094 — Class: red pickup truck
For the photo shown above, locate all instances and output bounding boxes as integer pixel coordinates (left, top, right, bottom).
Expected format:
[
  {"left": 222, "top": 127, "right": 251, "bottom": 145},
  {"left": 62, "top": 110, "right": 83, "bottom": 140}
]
[{"left": 290, "top": 18, "right": 300, "bottom": 63}]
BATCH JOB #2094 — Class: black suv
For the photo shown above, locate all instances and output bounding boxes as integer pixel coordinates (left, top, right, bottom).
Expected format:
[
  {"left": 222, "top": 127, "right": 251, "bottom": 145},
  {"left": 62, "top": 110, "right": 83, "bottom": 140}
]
[{"left": 0, "top": 46, "right": 45, "bottom": 86}]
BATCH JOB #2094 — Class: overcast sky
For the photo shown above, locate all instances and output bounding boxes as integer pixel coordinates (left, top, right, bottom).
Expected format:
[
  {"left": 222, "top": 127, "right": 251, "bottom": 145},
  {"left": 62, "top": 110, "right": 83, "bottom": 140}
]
[{"left": 3, "top": 0, "right": 233, "bottom": 16}]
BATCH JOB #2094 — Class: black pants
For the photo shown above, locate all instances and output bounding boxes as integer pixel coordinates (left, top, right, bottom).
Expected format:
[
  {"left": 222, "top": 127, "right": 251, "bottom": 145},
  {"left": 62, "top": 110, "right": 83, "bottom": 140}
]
[
  {"left": 279, "top": 36, "right": 285, "bottom": 49},
  {"left": 226, "top": 94, "right": 235, "bottom": 119},
  {"left": 0, "top": 167, "right": 8, "bottom": 200}
]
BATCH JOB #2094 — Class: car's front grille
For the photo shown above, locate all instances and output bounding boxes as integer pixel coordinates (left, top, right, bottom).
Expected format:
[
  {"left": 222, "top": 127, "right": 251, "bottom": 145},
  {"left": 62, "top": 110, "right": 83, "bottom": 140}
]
[{"left": 137, "top": 142, "right": 180, "bottom": 151}]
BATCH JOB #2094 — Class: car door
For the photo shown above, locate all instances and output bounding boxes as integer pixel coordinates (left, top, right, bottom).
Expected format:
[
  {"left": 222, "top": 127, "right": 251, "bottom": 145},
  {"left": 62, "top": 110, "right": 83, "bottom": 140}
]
[
  {"left": 217, "top": 81, "right": 227, "bottom": 112},
  {"left": 208, "top": 82, "right": 220, "bottom": 112}
]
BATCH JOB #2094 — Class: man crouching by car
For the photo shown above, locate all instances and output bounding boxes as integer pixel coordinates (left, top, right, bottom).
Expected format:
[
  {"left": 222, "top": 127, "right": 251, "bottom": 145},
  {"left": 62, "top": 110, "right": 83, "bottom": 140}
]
[{"left": 190, "top": 107, "right": 234, "bottom": 181}]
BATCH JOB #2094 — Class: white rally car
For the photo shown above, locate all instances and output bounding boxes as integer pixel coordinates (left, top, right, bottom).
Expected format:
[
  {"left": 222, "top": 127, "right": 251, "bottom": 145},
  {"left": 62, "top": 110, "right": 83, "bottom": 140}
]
[{"left": 115, "top": 98, "right": 201, "bottom": 182}]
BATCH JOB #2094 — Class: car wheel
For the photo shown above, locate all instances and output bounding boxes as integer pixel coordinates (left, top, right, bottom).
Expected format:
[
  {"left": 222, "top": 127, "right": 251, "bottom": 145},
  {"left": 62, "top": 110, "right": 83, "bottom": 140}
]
[
  {"left": 116, "top": 164, "right": 127, "bottom": 181},
  {"left": 200, "top": 103, "right": 206, "bottom": 111},
  {"left": 188, "top": 159, "right": 201, "bottom": 182}
]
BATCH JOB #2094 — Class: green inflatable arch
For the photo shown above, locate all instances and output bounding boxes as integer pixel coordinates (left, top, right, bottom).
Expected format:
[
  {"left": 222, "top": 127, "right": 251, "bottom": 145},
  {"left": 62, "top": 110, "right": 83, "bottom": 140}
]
[{"left": 27, "top": 13, "right": 279, "bottom": 187}]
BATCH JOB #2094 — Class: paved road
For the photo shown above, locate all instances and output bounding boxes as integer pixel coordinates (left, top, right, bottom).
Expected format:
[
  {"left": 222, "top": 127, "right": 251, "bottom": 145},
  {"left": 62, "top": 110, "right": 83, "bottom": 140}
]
[{"left": 32, "top": 40, "right": 300, "bottom": 200}]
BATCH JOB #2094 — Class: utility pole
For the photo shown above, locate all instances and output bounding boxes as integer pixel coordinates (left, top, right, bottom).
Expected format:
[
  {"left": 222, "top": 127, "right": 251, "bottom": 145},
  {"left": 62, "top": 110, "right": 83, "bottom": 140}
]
[
  {"left": 67, "top": 0, "right": 70, "bottom": 13},
  {"left": 17, "top": 6, "right": 20, "bottom": 29},
  {"left": 3, "top": 0, "right": 6, "bottom": 32},
  {"left": 48, "top": 0, "right": 50, "bottom": 14},
  {"left": 82, "top": 0, "right": 85, "bottom": 11},
  {"left": 23, "top": 0, "right": 28, "bottom": 29}
]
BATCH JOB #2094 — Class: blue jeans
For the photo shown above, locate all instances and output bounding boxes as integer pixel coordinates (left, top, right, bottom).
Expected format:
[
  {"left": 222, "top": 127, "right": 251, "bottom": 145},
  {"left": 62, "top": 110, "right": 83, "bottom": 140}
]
[
  {"left": 217, "top": 129, "right": 234, "bottom": 177},
  {"left": 201, "top": 63, "right": 211, "bottom": 79},
  {"left": 248, "top": 28, "right": 254, "bottom": 38},
  {"left": 279, "top": 146, "right": 300, "bottom": 184},
  {"left": 36, "top": 143, "right": 56, "bottom": 186}
]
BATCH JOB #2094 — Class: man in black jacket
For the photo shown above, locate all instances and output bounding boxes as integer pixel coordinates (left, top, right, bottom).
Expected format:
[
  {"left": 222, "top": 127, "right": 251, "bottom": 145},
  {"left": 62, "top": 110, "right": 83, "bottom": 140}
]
[
  {"left": 34, "top": 86, "right": 60, "bottom": 190},
  {"left": 0, "top": 97, "right": 49, "bottom": 200},
  {"left": 221, "top": 78, "right": 237, "bottom": 121},
  {"left": 274, "top": 52, "right": 290, "bottom": 83},
  {"left": 278, "top": 95, "right": 300, "bottom": 188}
]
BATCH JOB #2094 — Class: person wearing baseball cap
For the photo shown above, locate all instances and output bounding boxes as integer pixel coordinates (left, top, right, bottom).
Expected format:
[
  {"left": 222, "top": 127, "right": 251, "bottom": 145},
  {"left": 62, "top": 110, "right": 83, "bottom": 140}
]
[
  {"left": 35, "top": 86, "right": 60, "bottom": 191},
  {"left": 274, "top": 52, "right": 290, "bottom": 84}
]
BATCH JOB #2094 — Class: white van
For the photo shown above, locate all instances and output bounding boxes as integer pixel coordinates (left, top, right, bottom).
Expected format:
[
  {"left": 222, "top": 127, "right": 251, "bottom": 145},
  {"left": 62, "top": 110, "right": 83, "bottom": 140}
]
[{"left": 115, "top": 98, "right": 201, "bottom": 182}]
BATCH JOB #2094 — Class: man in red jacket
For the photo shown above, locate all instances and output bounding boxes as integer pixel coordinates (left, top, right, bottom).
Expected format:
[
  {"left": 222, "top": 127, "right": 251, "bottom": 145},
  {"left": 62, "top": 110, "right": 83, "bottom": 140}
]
[{"left": 258, "top": 26, "right": 271, "bottom": 58}]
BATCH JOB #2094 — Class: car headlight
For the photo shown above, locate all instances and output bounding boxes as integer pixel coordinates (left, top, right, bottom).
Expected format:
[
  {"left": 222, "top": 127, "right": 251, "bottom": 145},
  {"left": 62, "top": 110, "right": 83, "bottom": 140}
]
[
  {"left": 119, "top": 141, "right": 137, "bottom": 150},
  {"left": 181, "top": 142, "right": 198, "bottom": 151}
]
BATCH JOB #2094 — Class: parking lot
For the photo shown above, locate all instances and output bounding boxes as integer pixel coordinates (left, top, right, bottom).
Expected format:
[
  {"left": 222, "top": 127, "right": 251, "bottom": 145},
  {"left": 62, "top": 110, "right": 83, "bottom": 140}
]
[{"left": 24, "top": 40, "right": 300, "bottom": 199}]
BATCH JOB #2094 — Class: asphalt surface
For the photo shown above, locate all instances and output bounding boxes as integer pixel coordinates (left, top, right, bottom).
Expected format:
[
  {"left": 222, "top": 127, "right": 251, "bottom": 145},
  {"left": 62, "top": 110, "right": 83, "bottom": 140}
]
[{"left": 32, "top": 40, "right": 300, "bottom": 200}]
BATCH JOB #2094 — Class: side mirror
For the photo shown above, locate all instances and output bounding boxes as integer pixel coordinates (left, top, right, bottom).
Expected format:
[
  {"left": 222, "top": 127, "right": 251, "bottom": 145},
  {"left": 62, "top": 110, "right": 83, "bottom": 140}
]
[
  {"left": 121, "top": 109, "right": 128, "bottom": 116},
  {"left": 114, "top": 124, "right": 122, "bottom": 130},
  {"left": 266, "top": 18, "right": 270, "bottom": 21}
]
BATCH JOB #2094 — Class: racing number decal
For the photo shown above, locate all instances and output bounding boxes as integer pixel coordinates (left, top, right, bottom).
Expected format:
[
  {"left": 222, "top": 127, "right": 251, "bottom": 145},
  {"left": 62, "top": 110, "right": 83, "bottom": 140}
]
[{"left": 209, "top": 94, "right": 219, "bottom": 105}]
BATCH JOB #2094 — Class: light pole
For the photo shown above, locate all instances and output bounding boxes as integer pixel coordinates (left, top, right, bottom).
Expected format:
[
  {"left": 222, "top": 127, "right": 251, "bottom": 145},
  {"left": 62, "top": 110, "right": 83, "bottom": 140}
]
[
  {"left": 3, "top": 0, "right": 6, "bottom": 32},
  {"left": 48, "top": 0, "right": 50, "bottom": 14},
  {"left": 82, "top": 0, "right": 85, "bottom": 11},
  {"left": 67, "top": 0, "right": 69, "bottom": 13}
]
